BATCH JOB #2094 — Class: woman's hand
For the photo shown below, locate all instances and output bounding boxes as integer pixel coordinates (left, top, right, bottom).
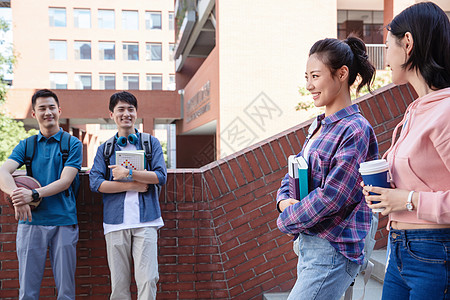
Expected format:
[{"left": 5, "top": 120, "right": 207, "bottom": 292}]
[
  {"left": 362, "top": 183, "right": 414, "bottom": 216},
  {"left": 278, "top": 198, "right": 300, "bottom": 212}
]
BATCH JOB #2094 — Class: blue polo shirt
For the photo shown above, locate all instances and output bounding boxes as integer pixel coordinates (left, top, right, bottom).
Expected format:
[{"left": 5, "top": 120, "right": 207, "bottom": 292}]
[{"left": 9, "top": 128, "right": 82, "bottom": 226}]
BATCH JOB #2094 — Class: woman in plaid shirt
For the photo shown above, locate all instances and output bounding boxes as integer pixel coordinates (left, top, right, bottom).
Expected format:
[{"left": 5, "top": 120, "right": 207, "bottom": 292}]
[{"left": 276, "top": 36, "right": 378, "bottom": 300}]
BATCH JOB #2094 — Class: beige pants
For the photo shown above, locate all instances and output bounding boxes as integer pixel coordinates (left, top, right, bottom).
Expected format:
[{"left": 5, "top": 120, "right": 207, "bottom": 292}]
[{"left": 105, "top": 227, "right": 159, "bottom": 300}]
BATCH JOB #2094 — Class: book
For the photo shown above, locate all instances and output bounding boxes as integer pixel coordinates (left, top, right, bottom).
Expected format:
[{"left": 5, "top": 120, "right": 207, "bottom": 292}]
[
  {"left": 295, "top": 156, "right": 309, "bottom": 200},
  {"left": 288, "top": 155, "right": 300, "bottom": 200},
  {"left": 288, "top": 155, "right": 309, "bottom": 200},
  {"left": 115, "top": 150, "right": 146, "bottom": 171}
]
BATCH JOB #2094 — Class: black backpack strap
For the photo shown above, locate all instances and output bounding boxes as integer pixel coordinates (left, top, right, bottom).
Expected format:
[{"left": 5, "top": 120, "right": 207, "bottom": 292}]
[
  {"left": 24, "top": 135, "right": 37, "bottom": 177},
  {"left": 103, "top": 136, "right": 116, "bottom": 180},
  {"left": 60, "top": 131, "right": 71, "bottom": 166},
  {"left": 60, "top": 132, "right": 72, "bottom": 196},
  {"left": 140, "top": 133, "right": 152, "bottom": 170}
]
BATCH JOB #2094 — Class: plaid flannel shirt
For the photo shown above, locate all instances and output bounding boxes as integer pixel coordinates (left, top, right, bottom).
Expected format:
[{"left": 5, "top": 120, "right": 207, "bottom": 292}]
[{"left": 276, "top": 104, "right": 378, "bottom": 264}]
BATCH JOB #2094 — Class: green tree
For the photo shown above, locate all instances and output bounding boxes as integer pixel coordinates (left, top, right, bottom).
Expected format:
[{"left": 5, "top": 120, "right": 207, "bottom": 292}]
[{"left": 0, "top": 17, "right": 38, "bottom": 165}]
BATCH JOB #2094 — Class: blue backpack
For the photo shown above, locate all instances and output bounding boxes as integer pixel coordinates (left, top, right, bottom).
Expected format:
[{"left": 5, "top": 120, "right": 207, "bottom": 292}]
[{"left": 24, "top": 131, "right": 80, "bottom": 198}]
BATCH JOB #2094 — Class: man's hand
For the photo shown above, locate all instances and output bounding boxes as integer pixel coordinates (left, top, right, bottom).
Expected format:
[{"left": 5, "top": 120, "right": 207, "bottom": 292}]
[
  {"left": 14, "top": 204, "right": 32, "bottom": 222},
  {"left": 11, "top": 188, "right": 32, "bottom": 206},
  {"left": 109, "top": 165, "right": 129, "bottom": 181},
  {"left": 130, "top": 181, "right": 149, "bottom": 193},
  {"left": 278, "top": 198, "right": 300, "bottom": 212}
]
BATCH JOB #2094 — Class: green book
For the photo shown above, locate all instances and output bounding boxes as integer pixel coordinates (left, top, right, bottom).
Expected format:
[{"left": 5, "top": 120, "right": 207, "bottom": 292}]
[{"left": 294, "top": 156, "right": 309, "bottom": 200}]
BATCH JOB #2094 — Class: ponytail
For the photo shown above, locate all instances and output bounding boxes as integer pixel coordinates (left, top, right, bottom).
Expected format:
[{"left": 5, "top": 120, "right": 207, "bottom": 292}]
[
  {"left": 344, "top": 36, "right": 376, "bottom": 93},
  {"left": 309, "top": 36, "right": 375, "bottom": 94}
]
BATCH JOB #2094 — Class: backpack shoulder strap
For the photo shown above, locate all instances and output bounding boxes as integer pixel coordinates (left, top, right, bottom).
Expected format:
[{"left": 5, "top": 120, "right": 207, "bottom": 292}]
[
  {"left": 140, "top": 133, "right": 152, "bottom": 170},
  {"left": 24, "top": 135, "right": 37, "bottom": 177},
  {"left": 103, "top": 136, "right": 116, "bottom": 179},
  {"left": 60, "top": 131, "right": 71, "bottom": 166},
  {"left": 59, "top": 131, "right": 73, "bottom": 196}
]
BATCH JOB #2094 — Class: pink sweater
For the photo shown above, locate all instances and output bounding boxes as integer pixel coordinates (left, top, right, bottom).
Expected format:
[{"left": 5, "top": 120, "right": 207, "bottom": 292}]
[{"left": 384, "top": 87, "right": 450, "bottom": 225}]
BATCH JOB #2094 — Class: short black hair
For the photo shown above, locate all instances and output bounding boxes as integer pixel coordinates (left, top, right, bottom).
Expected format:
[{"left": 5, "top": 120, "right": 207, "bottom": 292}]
[
  {"left": 109, "top": 91, "right": 138, "bottom": 112},
  {"left": 31, "top": 89, "right": 59, "bottom": 110},
  {"left": 387, "top": 2, "right": 450, "bottom": 89},
  {"left": 309, "top": 36, "right": 375, "bottom": 93}
]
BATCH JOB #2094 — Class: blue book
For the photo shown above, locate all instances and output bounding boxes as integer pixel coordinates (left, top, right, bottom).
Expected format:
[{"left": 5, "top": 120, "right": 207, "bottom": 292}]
[{"left": 294, "top": 156, "right": 309, "bottom": 200}]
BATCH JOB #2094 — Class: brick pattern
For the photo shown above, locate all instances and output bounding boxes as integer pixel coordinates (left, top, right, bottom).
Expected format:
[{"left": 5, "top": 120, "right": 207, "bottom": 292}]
[{"left": 0, "top": 84, "right": 416, "bottom": 299}]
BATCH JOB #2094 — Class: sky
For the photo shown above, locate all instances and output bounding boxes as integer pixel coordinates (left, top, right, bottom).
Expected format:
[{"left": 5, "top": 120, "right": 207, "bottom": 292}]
[{"left": 0, "top": 7, "right": 13, "bottom": 80}]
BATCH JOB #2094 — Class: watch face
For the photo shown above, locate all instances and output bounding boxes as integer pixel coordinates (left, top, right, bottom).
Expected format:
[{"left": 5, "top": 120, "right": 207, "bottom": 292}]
[{"left": 406, "top": 203, "right": 413, "bottom": 211}]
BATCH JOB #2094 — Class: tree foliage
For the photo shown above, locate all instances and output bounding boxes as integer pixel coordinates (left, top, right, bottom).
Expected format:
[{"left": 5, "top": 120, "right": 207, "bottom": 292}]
[{"left": 0, "top": 17, "right": 38, "bottom": 165}]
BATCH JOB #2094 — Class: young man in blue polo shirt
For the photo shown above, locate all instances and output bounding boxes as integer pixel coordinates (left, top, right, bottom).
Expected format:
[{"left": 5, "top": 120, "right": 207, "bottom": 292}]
[
  {"left": 89, "top": 91, "right": 167, "bottom": 300},
  {"left": 0, "top": 89, "right": 82, "bottom": 299}
]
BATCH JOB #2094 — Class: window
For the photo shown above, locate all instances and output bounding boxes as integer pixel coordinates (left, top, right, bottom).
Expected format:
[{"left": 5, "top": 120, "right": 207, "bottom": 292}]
[
  {"left": 49, "top": 40, "right": 67, "bottom": 60},
  {"left": 99, "top": 42, "right": 115, "bottom": 60},
  {"left": 99, "top": 74, "right": 116, "bottom": 90},
  {"left": 50, "top": 73, "right": 68, "bottom": 89},
  {"left": 74, "top": 9, "right": 91, "bottom": 28},
  {"left": 168, "top": 12, "right": 174, "bottom": 30},
  {"left": 146, "top": 43, "right": 162, "bottom": 61},
  {"left": 74, "top": 41, "right": 91, "bottom": 60},
  {"left": 145, "top": 12, "right": 161, "bottom": 29},
  {"left": 169, "top": 43, "right": 175, "bottom": 61},
  {"left": 123, "top": 74, "right": 139, "bottom": 90},
  {"left": 75, "top": 73, "right": 92, "bottom": 90},
  {"left": 122, "top": 10, "right": 138, "bottom": 30},
  {"left": 49, "top": 8, "right": 66, "bottom": 27},
  {"left": 98, "top": 9, "right": 115, "bottom": 29},
  {"left": 146, "top": 74, "right": 162, "bottom": 90},
  {"left": 123, "top": 42, "right": 139, "bottom": 61},
  {"left": 167, "top": 75, "right": 175, "bottom": 91}
]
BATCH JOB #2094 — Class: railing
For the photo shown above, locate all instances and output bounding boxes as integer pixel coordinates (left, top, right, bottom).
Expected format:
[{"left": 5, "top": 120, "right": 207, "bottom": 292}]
[{"left": 366, "top": 44, "right": 386, "bottom": 70}]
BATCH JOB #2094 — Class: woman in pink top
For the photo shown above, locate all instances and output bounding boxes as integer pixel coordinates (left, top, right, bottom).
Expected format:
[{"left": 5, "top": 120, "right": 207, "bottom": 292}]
[{"left": 362, "top": 2, "right": 450, "bottom": 299}]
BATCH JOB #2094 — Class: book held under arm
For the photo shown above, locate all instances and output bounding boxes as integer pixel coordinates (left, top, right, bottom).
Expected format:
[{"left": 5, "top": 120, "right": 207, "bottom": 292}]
[
  {"left": 288, "top": 155, "right": 300, "bottom": 200},
  {"left": 288, "top": 155, "right": 309, "bottom": 200},
  {"left": 116, "top": 150, "right": 146, "bottom": 171},
  {"left": 295, "top": 156, "right": 309, "bottom": 200}
]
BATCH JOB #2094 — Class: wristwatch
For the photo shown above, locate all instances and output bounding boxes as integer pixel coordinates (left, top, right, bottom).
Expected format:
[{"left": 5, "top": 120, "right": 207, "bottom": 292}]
[
  {"left": 127, "top": 169, "right": 133, "bottom": 180},
  {"left": 406, "top": 191, "right": 415, "bottom": 211},
  {"left": 31, "top": 189, "right": 40, "bottom": 203}
]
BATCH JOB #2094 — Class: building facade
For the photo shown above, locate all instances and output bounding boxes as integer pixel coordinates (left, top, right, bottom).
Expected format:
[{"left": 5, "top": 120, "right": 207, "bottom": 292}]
[
  {"left": 173, "top": 0, "right": 450, "bottom": 168},
  {"left": 6, "top": 0, "right": 179, "bottom": 167}
]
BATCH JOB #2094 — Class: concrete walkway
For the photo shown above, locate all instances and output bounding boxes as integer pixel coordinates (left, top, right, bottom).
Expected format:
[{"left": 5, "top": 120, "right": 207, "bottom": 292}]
[{"left": 263, "top": 249, "right": 387, "bottom": 300}]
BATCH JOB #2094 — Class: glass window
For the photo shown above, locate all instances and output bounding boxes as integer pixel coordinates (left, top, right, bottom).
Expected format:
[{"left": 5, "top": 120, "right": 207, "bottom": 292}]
[
  {"left": 75, "top": 73, "right": 92, "bottom": 90},
  {"left": 74, "top": 9, "right": 91, "bottom": 28},
  {"left": 99, "top": 74, "right": 116, "bottom": 90},
  {"left": 146, "top": 43, "right": 162, "bottom": 61},
  {"left": 146, "top": 74, "right": 162, "bottom": 90},
  {"left": 74, "top": 41, "right": 91, "bottom": 60},
  {"left": 123, "top": 42, "right": 139, "bottom": 61},
  {"left": 122, "top": 10, "right": 138, "bottom": 30},
  {"left": 145, "top": 12, "right": 161, "bottom": 29},
  {"left": 49, "top": 8, "right": 66, "bottom": 27},
  {"left": 50, "top": 73, "right": 68, "bottom": 89},
  {"left": 123, "top": 74, "right": 139, "bottom": 90},
  {"left": 98, "top": 9, "right": 115, "bottom": 29},
  {"left": 169, "top": 43, "right": 175, "bottom": 61},
  {"left": 167, "top": 75, "right": 175, "bottom": 91},
  {"left": 49, "top": 40, "right": 67, "bottom": 60},
  {"left": 169, "top": 12, "right": 174, "bottom": 30},
  {"left": 99, "top": 42, "right": 115, "bottom": 60}
]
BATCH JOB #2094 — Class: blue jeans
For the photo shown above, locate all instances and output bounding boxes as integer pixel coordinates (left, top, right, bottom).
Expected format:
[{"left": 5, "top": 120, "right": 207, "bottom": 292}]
[
  {"left": 16, "top": 224, "right": 79, "bottom": 300},
  {"left": 288, "top": 233, "right": 360, "bottom": 300},
  {"left": 382, "top": 228, "right": 450, "bottom": 300}
]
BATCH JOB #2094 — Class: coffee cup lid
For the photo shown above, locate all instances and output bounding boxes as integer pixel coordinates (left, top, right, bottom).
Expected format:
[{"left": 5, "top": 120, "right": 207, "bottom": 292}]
[{"left": 359, "top": 159, "right": 389, "bottom": 175}]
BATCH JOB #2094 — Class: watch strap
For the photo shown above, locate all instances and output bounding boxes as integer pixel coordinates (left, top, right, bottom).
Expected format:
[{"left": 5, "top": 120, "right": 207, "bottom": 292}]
[{"left": 406, "top": 190, "right": 415, "bottom": 211}]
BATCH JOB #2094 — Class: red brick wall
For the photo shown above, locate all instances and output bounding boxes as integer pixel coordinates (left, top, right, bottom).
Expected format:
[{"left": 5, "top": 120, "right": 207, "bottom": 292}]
[{"left": 0, "top": 83, "right": 416, "bottom": 299}]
